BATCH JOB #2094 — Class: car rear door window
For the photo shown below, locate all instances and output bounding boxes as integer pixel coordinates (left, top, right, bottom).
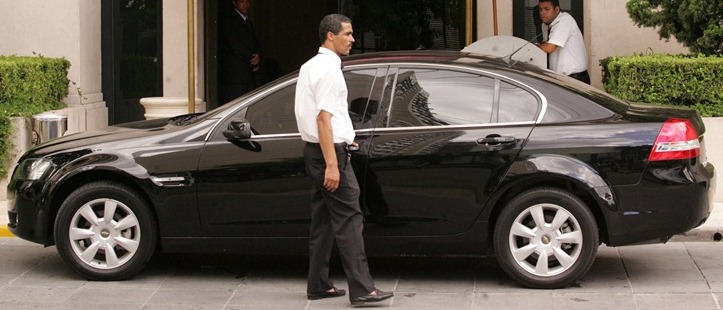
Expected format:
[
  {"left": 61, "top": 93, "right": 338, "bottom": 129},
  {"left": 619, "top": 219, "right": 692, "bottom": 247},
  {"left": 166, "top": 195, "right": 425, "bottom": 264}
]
[
  {"left": 385, "top": 68, "right": 539, "bottom": 127},
  {"left": 388, "top": 68, "right": 496, "bottom": 127}
]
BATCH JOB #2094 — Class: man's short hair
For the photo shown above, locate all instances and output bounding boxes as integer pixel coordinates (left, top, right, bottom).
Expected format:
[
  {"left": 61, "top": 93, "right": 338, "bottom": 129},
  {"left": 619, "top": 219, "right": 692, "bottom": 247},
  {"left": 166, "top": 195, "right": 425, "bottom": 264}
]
[
  {"left": 319, "top": 14, "right": 352, "bottom": 45},
  {"left": 539, "top": 0, "right": 560, "bottom": 8}
]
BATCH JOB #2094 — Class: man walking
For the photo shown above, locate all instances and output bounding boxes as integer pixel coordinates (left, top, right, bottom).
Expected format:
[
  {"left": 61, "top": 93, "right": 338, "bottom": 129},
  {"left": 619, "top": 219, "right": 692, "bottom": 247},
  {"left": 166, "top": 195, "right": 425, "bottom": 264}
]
[{"left": 294, "top": 13, "right": 393, "bottom": 306}]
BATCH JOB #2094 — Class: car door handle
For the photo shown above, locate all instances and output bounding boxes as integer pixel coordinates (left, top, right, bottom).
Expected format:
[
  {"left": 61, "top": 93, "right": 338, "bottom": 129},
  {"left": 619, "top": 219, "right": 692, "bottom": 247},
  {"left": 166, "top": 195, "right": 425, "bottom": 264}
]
[
  {"left": 477, "top": 136, "right": 517, "bottom": 151},
  {"left": 477, "top": 136, "right": 516, "bottom": 145}
]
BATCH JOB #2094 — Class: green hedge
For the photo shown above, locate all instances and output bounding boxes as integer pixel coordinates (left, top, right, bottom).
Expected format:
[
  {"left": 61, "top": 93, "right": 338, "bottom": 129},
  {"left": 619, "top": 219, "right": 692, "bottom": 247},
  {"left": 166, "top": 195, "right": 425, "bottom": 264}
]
[
  {"left": 0, "top": 55, "right": 70, "bottom": 177},
  {"left": 600, "top": 54, "right": 723, "bottom": 116}
]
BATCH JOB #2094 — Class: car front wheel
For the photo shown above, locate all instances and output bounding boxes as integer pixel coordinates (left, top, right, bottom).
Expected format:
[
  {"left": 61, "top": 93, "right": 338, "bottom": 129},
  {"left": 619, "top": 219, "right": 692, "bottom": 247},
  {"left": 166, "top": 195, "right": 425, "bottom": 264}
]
[
  {"left": 54, "top": 181, "right": 157, "bottom": 280},
  {"left": 493, "top": 187, "right": 598, "bottom": 288}
]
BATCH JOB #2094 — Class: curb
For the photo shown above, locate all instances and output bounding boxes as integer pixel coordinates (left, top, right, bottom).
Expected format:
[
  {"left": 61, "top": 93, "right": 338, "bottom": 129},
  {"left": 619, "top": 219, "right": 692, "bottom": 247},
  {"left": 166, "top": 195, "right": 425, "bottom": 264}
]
[
  {"left": 0, "top": 225, "right": 13, "bottom": 238},
  {"left": 0, "top": 225, "right": 720, "bottom": 242},
  {"left": 669, "top": 226, "right": 723, "bottom": 243}
]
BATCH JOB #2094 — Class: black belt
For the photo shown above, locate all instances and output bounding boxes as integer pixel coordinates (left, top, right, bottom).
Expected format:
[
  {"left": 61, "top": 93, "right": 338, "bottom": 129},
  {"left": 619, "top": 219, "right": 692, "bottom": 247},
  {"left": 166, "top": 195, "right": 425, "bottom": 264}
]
[
  {"left": 568, "top": 70, "right": 590, "bottom": 84},
  {"left": 306, "top": 142, "right": 354, "bottom": 152},
  {"left": 568, "top": 70, "right": 587, "bottom": 78}
]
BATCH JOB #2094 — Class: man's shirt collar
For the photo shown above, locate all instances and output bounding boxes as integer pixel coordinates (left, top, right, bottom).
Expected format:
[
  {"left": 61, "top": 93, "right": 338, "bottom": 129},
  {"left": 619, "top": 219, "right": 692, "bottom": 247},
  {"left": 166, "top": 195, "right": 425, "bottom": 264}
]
[
  {"left": 234, "top": 9, "right": 248, "bottom": 21},
  {"left": 317, "top": 47, "right": 342, "bottom": 67}
]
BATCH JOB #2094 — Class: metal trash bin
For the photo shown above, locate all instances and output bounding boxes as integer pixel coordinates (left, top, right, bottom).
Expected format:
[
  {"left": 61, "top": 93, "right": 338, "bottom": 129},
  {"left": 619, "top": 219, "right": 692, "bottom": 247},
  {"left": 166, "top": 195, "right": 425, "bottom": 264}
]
[{"left": 31, "top": 112, "right": 68, "bottom": 145}]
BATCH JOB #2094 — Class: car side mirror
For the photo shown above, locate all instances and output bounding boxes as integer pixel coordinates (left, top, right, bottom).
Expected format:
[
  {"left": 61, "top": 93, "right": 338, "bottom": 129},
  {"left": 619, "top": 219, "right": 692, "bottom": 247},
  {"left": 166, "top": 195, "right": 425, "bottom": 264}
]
[{"left": 223, "top": 119, "right": 252, "bottom": 140}]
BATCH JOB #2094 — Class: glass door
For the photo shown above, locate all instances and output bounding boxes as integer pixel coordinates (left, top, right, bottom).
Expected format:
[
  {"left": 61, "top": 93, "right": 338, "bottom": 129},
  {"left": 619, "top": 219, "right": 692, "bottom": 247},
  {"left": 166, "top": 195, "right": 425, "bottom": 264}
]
[
  {"left": 340, "top": 0, "right": 469, "bottom": 52},
  {"left": 102, "top": 0, "right": 163, "bottom": 124}
]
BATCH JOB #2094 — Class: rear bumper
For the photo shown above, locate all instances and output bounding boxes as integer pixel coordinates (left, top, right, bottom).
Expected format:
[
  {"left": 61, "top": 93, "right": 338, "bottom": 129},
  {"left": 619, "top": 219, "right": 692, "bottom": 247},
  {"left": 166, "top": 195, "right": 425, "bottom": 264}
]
[{"left": 605, "top": 160, "right": 715, "bottom": 246}]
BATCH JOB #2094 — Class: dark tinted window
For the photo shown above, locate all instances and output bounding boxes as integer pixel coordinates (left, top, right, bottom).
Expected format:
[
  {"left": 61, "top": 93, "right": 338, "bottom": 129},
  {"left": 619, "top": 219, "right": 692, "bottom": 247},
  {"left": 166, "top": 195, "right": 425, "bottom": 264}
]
[
  {"left": 386, "top": 68, "right": 539, "bottom": 127},
  {"left": 504, "top": 69, "right": 617, "bottom": 123},
  {"left": 346, "top": 68, "right": 387, "bottom": 130},
  {"left": 244, "top": 83, "right": 297, "bottom": 135},
  {"left": 498, "top": 80, "right": 539, "bottom": 122},
  {"left": 240, "top": 69, "right": 381, "bottom": 135},
  {"left": 388, "top": 68, "right": 496, "bottom": 127}
]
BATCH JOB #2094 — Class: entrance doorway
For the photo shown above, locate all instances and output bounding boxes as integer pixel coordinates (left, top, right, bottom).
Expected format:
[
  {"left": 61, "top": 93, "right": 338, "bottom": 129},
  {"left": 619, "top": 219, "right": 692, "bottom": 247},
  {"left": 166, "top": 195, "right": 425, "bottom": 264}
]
[
  {"left": 207, "top": 0, "right": 469, "bottom": 109},
  {"left": 102, "top": 0, "right": 163, "bottom": 125},
  {"left": 206, "top": 0, "right": 336, "bottom": 109}
]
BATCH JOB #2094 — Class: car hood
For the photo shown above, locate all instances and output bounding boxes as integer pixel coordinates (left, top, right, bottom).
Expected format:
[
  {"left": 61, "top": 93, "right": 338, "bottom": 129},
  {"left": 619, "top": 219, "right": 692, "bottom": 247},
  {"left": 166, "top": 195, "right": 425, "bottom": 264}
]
[{"left": 25, "top": 116, "right": 205, "bottom": 158}]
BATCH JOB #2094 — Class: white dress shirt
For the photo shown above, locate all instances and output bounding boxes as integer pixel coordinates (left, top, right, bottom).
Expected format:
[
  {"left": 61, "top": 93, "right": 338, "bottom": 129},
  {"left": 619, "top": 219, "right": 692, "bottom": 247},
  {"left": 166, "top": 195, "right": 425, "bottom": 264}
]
[
  {"left": 542, "top": 12, "right": 588, "bottom": 75},
  {"left": 295, "top": 47, "right": 355, "bottom": 144}
]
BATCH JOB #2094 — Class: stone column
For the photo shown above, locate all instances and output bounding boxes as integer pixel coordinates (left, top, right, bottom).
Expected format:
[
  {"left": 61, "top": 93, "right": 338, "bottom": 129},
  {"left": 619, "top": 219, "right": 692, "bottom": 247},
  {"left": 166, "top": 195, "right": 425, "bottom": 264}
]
[{"left": 155, "top": 0, "right": 207, "bottom": 118}]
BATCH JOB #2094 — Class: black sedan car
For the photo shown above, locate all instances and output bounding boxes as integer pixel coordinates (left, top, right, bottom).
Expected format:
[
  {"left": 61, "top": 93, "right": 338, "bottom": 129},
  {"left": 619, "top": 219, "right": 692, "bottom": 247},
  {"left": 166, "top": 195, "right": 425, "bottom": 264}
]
[{"left": 7, "top": 51, "right": 715, "bottom": 289}]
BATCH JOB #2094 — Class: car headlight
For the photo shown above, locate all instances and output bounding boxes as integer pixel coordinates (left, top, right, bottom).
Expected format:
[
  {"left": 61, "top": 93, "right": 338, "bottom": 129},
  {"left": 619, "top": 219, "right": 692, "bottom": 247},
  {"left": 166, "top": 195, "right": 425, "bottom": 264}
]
[{"left": 24, "top": 158, "right": 55, "bottom": 180}]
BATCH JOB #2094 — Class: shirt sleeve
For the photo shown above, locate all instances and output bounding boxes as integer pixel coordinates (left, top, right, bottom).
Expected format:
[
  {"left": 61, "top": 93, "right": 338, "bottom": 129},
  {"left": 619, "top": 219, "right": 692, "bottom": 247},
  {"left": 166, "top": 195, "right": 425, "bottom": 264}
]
[
  {"left": 313, "top": 67, "right": 345, "bottom": 116},
  {"left": 548, "top": 17, "right": 574, "bottom": 48}
]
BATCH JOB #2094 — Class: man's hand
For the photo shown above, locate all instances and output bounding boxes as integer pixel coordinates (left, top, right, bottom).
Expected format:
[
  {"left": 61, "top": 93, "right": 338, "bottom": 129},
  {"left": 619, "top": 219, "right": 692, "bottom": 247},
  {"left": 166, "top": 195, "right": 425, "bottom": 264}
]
[
  {"left": 323, "top": 165, "right": 340, "bottom": 192},
  {"left": 251, "top": 53, "right": 261, "bottom": 71}
]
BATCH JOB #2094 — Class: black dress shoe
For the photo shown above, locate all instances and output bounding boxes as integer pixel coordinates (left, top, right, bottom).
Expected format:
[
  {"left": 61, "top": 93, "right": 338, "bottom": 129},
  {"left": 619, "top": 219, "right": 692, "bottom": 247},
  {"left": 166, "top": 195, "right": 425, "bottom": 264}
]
[
  {"left": 307, "top": 287, "right": 346, "bottom": 300},
  {"left": 350, "top": 289, "right": 393, "bottom": 306}
]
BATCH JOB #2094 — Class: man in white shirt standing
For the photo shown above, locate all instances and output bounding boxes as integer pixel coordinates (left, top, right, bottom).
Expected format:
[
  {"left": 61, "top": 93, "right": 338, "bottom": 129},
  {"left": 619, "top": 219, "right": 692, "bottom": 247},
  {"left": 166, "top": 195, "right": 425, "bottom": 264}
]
[
  {"left": 536, "top": 0, "right": 590, "bottom": 84},
  {"left": 294, "top": 13, "right": 393, "bottom": 306}
]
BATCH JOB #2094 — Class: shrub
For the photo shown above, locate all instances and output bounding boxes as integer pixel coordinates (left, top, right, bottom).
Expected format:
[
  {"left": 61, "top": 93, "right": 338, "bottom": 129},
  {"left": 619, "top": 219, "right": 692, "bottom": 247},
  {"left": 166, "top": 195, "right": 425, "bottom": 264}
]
[
  {"left": 600, "top": 54, "right": 723, "bottom": 116},
  {"left": 0, "top": 55, "right": 70, "bottom": 177}
]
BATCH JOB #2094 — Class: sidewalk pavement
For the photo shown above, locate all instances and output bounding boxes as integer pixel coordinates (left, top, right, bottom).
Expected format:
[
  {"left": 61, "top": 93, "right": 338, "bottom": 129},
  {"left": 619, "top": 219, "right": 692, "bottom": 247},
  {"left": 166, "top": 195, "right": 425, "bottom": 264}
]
[
  {"left": 1, "top": 200, "right": 11, "bottom": 238},
  {"left": 2, "top": 199, "right": 722, "bottom": 241}
]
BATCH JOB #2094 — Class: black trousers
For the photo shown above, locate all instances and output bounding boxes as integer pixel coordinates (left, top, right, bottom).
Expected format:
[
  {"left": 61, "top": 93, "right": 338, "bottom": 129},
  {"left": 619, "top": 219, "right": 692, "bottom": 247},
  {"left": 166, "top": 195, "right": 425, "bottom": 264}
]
[
  {"left": 568, "top": 70, "right": 591, "bottom": 84},
  {"left": 303, "top": 142, "right": 375, "bottom": 299}
]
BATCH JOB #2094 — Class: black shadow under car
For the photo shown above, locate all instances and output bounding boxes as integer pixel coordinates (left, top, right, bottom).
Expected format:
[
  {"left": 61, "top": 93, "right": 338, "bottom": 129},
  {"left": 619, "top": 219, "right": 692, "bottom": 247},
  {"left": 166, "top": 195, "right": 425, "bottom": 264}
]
[{"left": 6, "top": 51, "right": 715, "bottom": 288}]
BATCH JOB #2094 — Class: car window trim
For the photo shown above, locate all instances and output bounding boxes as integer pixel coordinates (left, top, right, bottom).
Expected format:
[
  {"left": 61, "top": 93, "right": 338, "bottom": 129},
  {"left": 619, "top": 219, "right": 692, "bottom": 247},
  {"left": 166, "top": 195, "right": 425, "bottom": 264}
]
[
  {"left": 206, "top": 63, "right": 549, "bottom": 142},
  {"left": 243, "top": 121, "right": 536, "bottom": 141}
]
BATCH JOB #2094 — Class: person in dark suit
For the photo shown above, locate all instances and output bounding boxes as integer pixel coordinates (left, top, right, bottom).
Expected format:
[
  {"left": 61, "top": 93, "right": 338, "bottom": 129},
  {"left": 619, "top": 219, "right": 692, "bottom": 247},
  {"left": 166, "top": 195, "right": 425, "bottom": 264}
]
[{"left": 218, "top": 0, "right": 261, "bottom": 105}]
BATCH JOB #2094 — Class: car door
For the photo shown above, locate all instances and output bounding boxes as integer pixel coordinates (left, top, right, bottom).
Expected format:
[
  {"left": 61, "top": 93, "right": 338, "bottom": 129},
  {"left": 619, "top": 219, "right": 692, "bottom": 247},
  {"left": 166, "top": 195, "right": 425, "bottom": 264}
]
[
  {"left": 361, "top": 65, "right": 541, "bottom": 236},
  {"left": 195, "top": 67, "right": 387, "bottom": 237}
]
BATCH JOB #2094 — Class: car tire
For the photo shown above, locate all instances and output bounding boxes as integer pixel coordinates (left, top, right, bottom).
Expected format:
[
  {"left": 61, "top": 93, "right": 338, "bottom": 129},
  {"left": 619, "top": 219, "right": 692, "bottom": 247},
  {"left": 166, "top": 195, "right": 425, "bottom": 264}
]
[
  {"left": 54, "top": 181, "right": 157, "bottom": 280},
  {"left": 493, "top": 187, "right": 598, "bottom": 289}
]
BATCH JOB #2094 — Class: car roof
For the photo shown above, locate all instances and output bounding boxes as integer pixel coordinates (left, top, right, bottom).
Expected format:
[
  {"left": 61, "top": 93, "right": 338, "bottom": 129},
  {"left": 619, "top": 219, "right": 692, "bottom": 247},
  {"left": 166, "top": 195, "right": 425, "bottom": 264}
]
[{"left": 342, "top": 50, "right": 547, "bottom": 74}]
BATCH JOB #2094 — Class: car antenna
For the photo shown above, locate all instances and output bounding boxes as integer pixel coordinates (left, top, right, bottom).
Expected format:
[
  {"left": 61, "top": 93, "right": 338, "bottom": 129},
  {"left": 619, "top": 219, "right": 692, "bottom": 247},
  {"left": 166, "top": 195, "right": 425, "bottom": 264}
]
[{"left": 502, "top": 31, "right": 544, "bottom": 66}]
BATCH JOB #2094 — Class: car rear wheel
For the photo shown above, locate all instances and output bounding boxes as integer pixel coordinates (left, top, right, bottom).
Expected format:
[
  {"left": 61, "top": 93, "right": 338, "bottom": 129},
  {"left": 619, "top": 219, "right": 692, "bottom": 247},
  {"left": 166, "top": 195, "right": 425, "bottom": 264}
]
[
  {"left": 493, "top": 187, "right": 598, "bottom": 288},
  {"left": 54, "top": 181, "right": 157, "bottom": 280}
]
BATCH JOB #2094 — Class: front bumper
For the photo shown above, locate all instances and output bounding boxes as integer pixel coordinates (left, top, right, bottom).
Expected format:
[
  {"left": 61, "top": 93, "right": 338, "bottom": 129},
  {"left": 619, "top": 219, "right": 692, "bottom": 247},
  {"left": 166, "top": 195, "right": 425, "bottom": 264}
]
[{"left": 7, "top": 180, "right": 54, "bottom": 245}]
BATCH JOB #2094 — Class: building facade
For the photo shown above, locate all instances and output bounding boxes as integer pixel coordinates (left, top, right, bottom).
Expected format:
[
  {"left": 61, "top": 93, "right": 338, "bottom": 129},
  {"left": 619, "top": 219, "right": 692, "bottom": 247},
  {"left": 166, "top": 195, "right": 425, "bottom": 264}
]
[{"left": 0, "top": 0, "right": 688, "bottom": 132}]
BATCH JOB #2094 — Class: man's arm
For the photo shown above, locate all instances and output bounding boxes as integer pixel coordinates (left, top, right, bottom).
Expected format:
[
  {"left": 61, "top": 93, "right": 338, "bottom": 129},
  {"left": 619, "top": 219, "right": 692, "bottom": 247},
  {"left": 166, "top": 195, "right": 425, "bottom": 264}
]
[
  {"left": 317, "top": 110, "right": 340, "bottom": 192},
  {"left": 537, "top": 42, "right": 559, "bottom": 54}
]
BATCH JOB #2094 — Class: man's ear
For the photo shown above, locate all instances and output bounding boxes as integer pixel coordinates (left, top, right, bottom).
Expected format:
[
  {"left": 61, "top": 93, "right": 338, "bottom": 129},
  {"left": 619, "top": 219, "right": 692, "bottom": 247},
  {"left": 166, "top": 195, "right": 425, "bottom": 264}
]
[{"left": 326, "top": 31, "right": 335, "bottom": 42}]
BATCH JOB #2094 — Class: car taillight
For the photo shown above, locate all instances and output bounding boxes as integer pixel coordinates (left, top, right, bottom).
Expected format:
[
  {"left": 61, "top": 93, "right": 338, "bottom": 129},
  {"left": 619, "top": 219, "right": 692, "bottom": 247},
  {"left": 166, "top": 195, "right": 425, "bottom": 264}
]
[{"left": 648, "top": 118, "right": 700, "bottom": 161}]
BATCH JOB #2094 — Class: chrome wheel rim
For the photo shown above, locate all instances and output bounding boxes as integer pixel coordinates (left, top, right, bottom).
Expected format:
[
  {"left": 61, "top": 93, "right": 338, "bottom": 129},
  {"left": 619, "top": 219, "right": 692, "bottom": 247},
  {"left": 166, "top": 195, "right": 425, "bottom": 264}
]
[
  {"left": 68, "top": 198, "right": 141, "bottom": 269},
  {"left": 508, "top": 203, "right": 583, "bottom": 277}
]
